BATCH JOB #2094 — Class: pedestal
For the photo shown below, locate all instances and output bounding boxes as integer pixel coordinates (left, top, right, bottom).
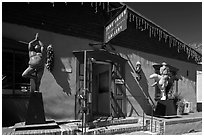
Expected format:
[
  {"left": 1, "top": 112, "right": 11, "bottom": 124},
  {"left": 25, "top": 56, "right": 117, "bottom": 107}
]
[
  {"left": 25, "top": 92, "right": 46, "bottom": 125},
  {"left": 154, "top": 99, "right": 177, "bottom": 116}
]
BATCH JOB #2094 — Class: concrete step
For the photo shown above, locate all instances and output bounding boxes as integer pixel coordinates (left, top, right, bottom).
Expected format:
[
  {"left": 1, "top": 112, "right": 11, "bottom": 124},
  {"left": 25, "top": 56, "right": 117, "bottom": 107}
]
[
  {"left": 115, "top": 131, "right": 158, "bottom": 135},
  {"left": 78, "top": 116, "right": 140, "bottom": 129},
  {"left": 85, "top": 123, "right": 146, "bottom": 135}
]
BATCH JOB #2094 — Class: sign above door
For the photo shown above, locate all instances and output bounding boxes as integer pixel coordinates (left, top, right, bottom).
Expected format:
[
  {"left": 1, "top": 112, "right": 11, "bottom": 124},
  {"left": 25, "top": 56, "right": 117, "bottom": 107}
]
[{"left": 104, "top": 5, "right": 128, "bottom": 43}]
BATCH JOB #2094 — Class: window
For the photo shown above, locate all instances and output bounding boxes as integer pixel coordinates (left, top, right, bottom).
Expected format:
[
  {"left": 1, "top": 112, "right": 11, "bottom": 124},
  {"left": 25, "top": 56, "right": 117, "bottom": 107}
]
[{"left": 2, "top": 39, "right": 30, "bottom": 95}]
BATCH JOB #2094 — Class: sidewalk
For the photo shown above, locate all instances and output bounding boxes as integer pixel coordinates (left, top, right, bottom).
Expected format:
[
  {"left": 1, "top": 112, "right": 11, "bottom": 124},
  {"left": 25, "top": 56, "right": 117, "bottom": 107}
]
[
  {"left": 163, "top": 112, "right": 202, "bottom": 135},
  {"left": 2, "top": 112, "right": 202, "bottom": 135}
]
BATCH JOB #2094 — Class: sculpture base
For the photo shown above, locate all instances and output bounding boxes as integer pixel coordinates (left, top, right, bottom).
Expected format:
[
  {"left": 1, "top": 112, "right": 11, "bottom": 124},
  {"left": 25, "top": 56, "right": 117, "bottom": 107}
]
[
  {"left": 25, "top": 92, "right": 46, "bottom": 125},
  {"left": 154, "top": 99, "right": 177, "bottom": 116}
]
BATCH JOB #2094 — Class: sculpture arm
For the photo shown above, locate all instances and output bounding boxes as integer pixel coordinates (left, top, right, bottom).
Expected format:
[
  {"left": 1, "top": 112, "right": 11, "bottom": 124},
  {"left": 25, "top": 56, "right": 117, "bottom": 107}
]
[
  {"left": 28, "top": 33, "right": 39, "bottom": 51},
  {"left": 39, "top": 41, "right": 44, "bottom": 53}
]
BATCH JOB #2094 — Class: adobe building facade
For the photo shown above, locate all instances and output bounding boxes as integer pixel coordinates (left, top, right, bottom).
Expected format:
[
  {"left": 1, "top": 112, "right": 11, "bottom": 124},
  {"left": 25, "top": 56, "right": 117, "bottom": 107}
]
[{"left": 2, "top": 2, "right": 202, "bottom": 126}]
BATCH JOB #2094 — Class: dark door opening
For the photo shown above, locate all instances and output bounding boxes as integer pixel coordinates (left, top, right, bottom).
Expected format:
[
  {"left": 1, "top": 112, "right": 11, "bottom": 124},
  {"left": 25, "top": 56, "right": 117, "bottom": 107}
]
[
  {"left": 73, "top": 49, "right": 127, "bottom": 120},
  {"left": 92, "top": 62, "right": 111, "bottom": 117}
]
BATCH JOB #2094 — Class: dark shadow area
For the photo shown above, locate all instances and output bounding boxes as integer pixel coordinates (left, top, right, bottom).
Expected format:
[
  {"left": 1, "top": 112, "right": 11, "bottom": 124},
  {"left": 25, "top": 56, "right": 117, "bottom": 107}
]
[
  {"left": 197, "top": 103, "right": 202, "bottom": 112},
  {"left": 115, "top": 84, "right": 140, "bottom": 116},
  {"left": 110, "top": 92, "right": 125, "bottom": 118},
  {"left": 125, "top": 63, "right": 153, "bottom": 115},
  {"left": 138, "top": 70, "right": 155, "bottom": 107},
  {"left": 50, "top": 56, "right": 72, "bottom": 96}
]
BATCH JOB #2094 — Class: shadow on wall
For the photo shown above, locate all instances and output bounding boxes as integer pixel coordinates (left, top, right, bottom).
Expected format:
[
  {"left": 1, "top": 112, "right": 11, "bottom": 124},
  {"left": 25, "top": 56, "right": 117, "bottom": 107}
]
[
  {"left": 41, "top": 64, "right": 74, "bottom": 120},
  {"left": 125, "top": 62, "right": 154, "bottom": 116},
  {"left": 50, "top": 55, "right": 72, "bottom": 96}
]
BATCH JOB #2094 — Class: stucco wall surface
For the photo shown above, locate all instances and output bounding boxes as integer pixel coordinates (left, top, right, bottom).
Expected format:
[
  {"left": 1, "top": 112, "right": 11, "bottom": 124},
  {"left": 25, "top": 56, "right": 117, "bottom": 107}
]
[{"left": 3, "top": 22, "right": 200, "bottom": 120}]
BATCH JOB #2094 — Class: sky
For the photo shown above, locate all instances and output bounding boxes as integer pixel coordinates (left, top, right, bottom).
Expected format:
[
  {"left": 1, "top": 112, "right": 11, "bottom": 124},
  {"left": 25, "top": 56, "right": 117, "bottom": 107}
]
[{"left": 125, "top": 2, "right": 202, "bottom": 45}]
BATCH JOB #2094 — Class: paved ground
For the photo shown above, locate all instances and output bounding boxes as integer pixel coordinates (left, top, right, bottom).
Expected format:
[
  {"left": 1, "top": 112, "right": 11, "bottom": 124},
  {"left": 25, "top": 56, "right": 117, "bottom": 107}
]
[
  {"left": 116, "top": 131, "right": 202, "bottom": 135},
  {"left": 182, "top": 132, "right": 202, "bottom": 135},
  {"left": 115, "top": 131, "right": 156, "bottom": 135},
  {"left": 2, "top": 112, "right": 202, "bottom": 135},
  {"left": 115, "top": 112, "right": 202, "bottom": 135}
]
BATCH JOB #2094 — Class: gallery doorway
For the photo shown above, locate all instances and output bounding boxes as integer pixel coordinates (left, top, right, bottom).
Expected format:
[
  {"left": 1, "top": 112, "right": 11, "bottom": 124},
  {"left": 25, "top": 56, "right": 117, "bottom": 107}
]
[
  {"left": 92, "top": 62, "right": 111, "bottom": 117},
  {"left": 73, "top": 49, "right": 127, "bottom": 120}
]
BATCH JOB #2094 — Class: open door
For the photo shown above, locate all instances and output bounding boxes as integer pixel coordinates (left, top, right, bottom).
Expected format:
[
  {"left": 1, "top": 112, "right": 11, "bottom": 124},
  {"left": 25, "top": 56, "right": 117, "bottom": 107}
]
[
  {"left": 73, "top": 49, "right": 127, "bottom": 120},
  {"left": 92, "top": 62, "right": 111, "bottom": 117}
]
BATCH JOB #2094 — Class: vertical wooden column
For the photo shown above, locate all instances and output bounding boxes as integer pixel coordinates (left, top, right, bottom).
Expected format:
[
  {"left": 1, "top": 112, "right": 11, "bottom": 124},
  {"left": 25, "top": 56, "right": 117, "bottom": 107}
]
[{"left": 83, "top": 50, "right": 87, "bottom": 134}]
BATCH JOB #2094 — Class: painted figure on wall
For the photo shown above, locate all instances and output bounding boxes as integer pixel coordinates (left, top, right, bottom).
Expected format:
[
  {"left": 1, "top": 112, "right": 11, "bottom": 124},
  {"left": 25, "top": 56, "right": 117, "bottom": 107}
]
[
  {"left": 22, "top": 33, "right": 46, "bottom": 91},
  {"left": 150, "top": 62, "right": 170, "bottom": 100}
]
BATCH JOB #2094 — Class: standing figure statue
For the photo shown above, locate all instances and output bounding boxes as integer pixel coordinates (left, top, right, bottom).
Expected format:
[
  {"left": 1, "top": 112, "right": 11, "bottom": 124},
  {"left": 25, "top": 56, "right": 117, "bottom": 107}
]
[
  {"left": 135, "top": 61, "right": 142, "bottom": 81},
  {"left": 22, "top": 33, "right": 46, "bottom": 92},
  {"left": 150, "top": 62, "right": 170, "bottom": 100}
]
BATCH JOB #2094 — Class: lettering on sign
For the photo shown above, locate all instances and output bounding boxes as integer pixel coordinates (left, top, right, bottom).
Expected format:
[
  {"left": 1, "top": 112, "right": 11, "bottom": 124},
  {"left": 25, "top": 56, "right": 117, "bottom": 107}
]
[{"left": 104, "top": 7, "right": 128, "bottom": 43}]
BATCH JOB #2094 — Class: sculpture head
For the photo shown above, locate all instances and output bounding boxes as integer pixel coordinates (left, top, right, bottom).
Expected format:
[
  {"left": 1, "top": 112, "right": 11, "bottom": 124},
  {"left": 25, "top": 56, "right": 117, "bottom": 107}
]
[
  {"left": 136, "top": 61, "right": 141, "bottom": 73},
  {"left": 162, "top": 62, "right": 167, "bottom": 66},
  {"left": 34, "top": 44, "right": 41, "bottom": 52}
]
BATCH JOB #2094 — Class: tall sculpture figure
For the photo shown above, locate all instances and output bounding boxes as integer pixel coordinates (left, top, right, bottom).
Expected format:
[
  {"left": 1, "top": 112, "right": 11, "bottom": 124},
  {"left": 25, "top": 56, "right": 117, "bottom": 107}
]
[
  {"left": 22, "top": 33, "right": 46, "bottom": 125},
  {"left": 22, "top": 33, "right": 45, "bottom": 91}
]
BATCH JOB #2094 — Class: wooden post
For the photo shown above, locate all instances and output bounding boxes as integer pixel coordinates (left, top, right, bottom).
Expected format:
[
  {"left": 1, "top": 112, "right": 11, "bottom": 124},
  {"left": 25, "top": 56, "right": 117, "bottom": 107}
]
[{"left": 83, "top": 50, "right": 87, "bottom": 134}]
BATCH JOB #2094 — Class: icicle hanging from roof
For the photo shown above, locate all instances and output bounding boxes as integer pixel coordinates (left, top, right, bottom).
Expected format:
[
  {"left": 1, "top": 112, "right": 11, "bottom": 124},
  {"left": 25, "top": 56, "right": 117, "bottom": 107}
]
[
  {"left": 95, "top": 2, "right": 98, "bottom": 13},
  {"left": 177, "top": 42, "right": 180, "bottom": 53},
  {"left": 107, "top": 2, "right": 109, "bottom": 13},
  {"left": 129, "top": 13, "right": 132, "bottom": 22},
  {"left": 138, "top": 18, "right": 141, "bottom": 29},
  {"left": 149, "top": 26, "right": 152, "bottom": 38},
  {"left": 144, "top": 21, "right": 147, "bottom": 30},
  {"left": 102, "top": 2, "right": 105, "bottom": 9},
  {"left": 135, "top": 17, "right": 138, "bottom": 29}
]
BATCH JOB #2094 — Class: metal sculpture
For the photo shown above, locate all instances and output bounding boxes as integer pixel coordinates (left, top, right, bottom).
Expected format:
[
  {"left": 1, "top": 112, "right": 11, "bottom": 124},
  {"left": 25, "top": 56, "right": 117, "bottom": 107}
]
[{"left": 22, "top": 33, "right": 46, "bottom": 91}]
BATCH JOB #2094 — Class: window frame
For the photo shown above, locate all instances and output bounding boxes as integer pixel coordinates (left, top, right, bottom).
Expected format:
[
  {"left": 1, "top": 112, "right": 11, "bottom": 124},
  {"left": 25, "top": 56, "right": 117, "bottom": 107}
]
[{"left": 2, "top": 38, "right": 30, "bottom": 96}]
